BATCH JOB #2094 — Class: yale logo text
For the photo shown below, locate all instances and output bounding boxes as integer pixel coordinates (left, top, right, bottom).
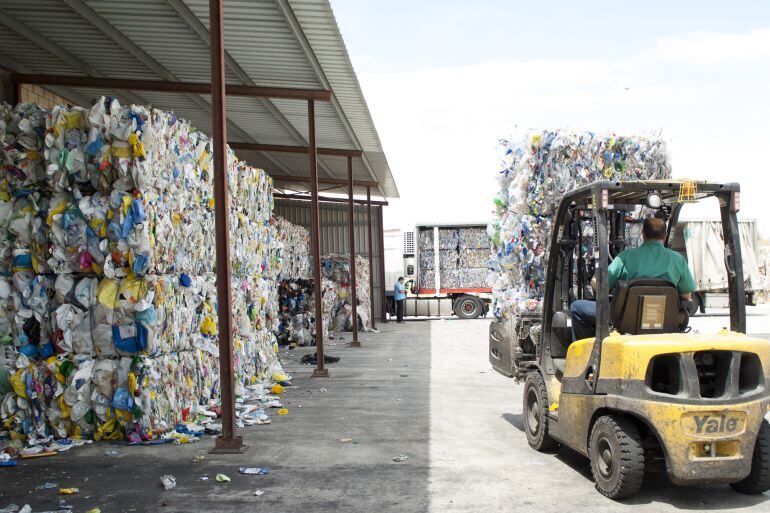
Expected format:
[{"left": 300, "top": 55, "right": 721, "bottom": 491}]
[{"left": 693, "top": 414, "right": 739, "bottom": 434}]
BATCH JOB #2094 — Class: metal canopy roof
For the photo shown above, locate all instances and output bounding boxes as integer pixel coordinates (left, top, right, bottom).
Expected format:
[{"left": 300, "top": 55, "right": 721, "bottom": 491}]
[{"left": 0, "top": 0, "right": 398, "bottom": 199}]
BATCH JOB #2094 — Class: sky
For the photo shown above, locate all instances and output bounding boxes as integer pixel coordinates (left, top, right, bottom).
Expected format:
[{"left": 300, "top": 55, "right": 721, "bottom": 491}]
[{"left": 329, "top": 0, "right": 770, "bottom": 236}]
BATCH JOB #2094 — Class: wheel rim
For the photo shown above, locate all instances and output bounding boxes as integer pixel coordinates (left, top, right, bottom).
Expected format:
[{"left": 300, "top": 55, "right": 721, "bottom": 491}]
[
  {"left": 596, "top": 435, "right": 614, "bottom": 479},
  {"left": 526, "top": 388, "right": 540, "bottom": 434},
  {"left": 462, "top": 300, "right": 477, "bottom": 316}
]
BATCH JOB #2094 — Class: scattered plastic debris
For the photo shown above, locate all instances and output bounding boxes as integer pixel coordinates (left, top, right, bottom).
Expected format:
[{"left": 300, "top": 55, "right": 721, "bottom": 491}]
[
  {"left": 35, "top": 482, "right": 59, "bottom": 489},
  {"left": 393, "top": 454, "right": 409, "bottom": 462},
  {"left": 215, "top": 473, "right": 231, "bottom": 483},
  {"left": 239, "top": 467, "right": 269, "bottom": 475},
  {"left": 192, "top": 455, "right": 206, "bottom": 463},
  {"left": 254, "top": 490, "right": 265, "bottom": 497},
  {"left": 59, "top": 488, "right": 79, "bottom": 495},
  {"left": 160, "top": 475, "right": 177, "bottom": 491},
  {"left": 276, "top": 408, "right": 289, "bottom": 416}
]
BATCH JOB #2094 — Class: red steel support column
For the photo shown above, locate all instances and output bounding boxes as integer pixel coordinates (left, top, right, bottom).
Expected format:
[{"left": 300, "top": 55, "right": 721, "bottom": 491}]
[
  {"left": 378, "top": 205, "right": 388, "bottom": 323},
  {"left": 210, "top": 0, "right": 243, "bottom": 453},
  {"left": 309, "top": 100, "right": 328, "bottom": 377},
  {"left": 367, "top": 186, "right": 376, "bottom": 329},
  {"left": 348, "top": 157, "right": 360, "bottom": 347}
]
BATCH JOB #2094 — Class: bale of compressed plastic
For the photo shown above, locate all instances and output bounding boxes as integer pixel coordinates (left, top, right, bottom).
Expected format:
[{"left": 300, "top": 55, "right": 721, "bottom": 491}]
[
  {"left": 418, "top": 249, "right": 434, "bottom": 270},
  {"left": 438, "top": 228, "right": 459, "bottom": 250},
  {"left": 459, "top": 249, "right": 488, "bottom": 269},
  {"left": 438, "top": 250, "right": 459, "bottom": 270},
  {"left": 458, "top": 227, "right": 488, "bottom": 249},
  {"left": 0, "top": 97, "right": 286, "bottom": 447},
  {"left": 488, "top": 130, "right": 671, "bottom": 319},
  {"left": 319, "top": 254, "right": 372, "bottom": 334}
]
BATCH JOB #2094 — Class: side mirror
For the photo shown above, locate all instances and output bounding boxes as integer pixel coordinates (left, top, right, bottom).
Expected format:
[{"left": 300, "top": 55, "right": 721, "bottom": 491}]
[
  {"left": 552, "top": 310, "right": 570, "bottom": 329},
  {"left": 552, "top": 310, "right": 572, "bottom": 343}
]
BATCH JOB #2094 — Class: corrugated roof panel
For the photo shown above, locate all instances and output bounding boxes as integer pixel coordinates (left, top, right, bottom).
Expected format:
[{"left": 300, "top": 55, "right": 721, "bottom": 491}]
[
  {"left": 220, "top": 95, "right": 298, "bottom": 145},
  {"left": 83, "top": 0, "right": 241, "bottom": 84},
  {"left": 0, "top": 0, "right": 158, "bottom": 80},
  {"left": 270, "top": 98, "right": 354, "bottom": 148},
  {"left": 0, "top": 29, "right": 80, "bottom": 76},
  {"left": 288, "top": 0, "right": 397, "bottom": 197},
  {"left": 0, "top": 0, "right": 398, "bottom": 198},
  {"left": 180, "top": 0, "right": 323, "bottom": 89}
]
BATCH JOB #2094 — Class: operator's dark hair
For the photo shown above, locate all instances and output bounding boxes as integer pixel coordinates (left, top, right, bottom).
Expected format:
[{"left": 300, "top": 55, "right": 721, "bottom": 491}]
[
  {"left": 643, "top": 217, "right": 667, "bottom": 240},
  {"left": 398, "top": 276, "right": 404, "bottom": 281}
]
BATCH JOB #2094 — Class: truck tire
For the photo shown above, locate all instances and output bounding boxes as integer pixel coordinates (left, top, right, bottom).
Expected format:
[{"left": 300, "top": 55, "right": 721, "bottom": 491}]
[
  {"left": 523, "top": 371, "right": 559, "bottom": 452},
  {"left": 454, "top": 295, "right": 482, "bottom": 319},
  {"left": 731, "top": 420, "right": 770, "bottom": 494},
  {"left": 588, "top": 415, "right": 645, "bottom": 499}
]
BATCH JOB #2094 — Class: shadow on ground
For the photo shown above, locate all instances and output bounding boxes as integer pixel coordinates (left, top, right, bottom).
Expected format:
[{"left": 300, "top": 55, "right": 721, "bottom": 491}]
[{"left": 1, "top": 321, "right": 432, "bottom": 513}]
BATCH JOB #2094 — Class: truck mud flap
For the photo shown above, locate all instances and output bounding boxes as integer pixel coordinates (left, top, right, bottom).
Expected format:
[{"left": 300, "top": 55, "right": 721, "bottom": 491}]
[{"left": 489, "top": 321, "right": 514, "bottom": 377}]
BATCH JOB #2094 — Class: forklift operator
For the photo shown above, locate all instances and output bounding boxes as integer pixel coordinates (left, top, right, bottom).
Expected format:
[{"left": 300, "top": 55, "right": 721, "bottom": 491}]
[{"left": 570, "top": 217, "right": 697, "bottom": 340}]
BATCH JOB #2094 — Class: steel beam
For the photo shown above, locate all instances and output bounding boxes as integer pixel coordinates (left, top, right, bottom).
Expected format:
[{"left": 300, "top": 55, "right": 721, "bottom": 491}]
[
  {"left": 367, "top": 186, "right": 376, "bottom": 330},
  {"left": 11, "top": 73, "right": 331, "bottom": 101},
  {"left": 209, "top": 0, "right": 243, "bottom": 454},
  {"left": 309, "top": 100, "right": 329, "bottom": 378},
  {"left": 273, "top": 193, "right": 387, "bottom": 207},
  {"left": 348, "top": 157, "right": 361, "bottom": 347},
  {"left": 229, "top": 142, "right": 362, "bottom": 158},
  {"left": 271, "top": 174, "right": 375, "bottom": 187},
  {"left": 378, "top": 206, "right": 388, "bottom": 323}
]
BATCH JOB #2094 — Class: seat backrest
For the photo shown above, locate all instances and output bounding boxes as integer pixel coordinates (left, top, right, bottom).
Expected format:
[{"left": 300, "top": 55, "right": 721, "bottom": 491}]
[{"left": 610, "top": 279, "right": 681, "bottom": 335}]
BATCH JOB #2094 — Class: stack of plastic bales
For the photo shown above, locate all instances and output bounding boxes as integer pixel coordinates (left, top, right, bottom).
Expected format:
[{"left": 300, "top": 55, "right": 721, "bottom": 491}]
[
  {"left": 320, "top": 254, "right": 372, "bottom": 336},
  {"left": 418, "top": 227, "right": 489, "bottom": 289},
  {"left": 274, "top": 217, "right": 314, "bottom": 346},
  {"left": 488, "top": 130, "right": 671, "bottom": 320},
  {"left": 275, "top": 217, "right": 310, "bottom": 280},
  {"left": 0, "top": 98, "right": 284, "bottom": 448}
]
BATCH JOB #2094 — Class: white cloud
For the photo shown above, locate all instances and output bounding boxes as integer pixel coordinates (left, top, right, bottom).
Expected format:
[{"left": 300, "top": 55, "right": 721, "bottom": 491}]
[
  {"left": 360, "top": 29, "right": 770, "bottom": 235},
  {"left": 654, "top": 28, "right": 770, "bottom": 64}
]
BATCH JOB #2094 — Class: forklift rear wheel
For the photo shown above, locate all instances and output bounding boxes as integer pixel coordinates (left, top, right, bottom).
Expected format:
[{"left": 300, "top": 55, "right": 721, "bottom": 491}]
[
  {"left": 523, "top": 372, "right": 559, "bottom": 452},
  {"left": 454, "top": 296, "right": 482, "bottom": 319},
  {"left": 731, "top": 419, "right": 770, "bottom": 494},
  {"left": 588, "top": 415, "right": 645, "bottom": 500}
]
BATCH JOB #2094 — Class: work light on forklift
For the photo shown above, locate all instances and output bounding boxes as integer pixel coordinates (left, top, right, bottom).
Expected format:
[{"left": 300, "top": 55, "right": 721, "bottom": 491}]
[
  {"left": 733, "top": 191, "right": 741, "bottom": 212},
  {"left": 646, "top": 192, "right": 662, "bottom": 209}
]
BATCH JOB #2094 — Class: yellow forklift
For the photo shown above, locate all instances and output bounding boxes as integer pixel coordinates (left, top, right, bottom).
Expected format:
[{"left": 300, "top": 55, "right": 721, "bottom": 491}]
[{"left": 489, "top": 180, "right": 770, "bottom": 499}]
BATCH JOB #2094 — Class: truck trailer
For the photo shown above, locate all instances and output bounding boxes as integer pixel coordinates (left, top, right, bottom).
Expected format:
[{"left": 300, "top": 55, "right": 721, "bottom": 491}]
[
  {"left": 386, "top": 223, "right": 491, "bottom": 319},
  {"left": 669, "top": 217, "right": 763, "bottom": 314}
]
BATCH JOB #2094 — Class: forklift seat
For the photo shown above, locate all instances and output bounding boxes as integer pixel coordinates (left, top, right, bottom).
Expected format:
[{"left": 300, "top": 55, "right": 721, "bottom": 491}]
[{"left": 610, "top": 279, "right": 688, "bottom": 335}]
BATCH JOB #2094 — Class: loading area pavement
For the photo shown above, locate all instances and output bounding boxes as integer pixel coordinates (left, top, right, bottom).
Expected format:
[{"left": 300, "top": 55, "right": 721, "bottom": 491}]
[{"left": 3, "top": 311, "right": 770, "bottom": 512}]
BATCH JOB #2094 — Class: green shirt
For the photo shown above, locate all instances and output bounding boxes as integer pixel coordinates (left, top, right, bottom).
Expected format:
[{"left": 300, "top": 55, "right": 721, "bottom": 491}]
[{"left": 608, "top": 240, "right": 697, "bottom": 294}]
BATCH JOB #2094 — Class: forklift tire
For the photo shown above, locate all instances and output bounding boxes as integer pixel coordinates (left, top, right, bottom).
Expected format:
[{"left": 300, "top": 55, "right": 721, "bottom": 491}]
[
  {"left": 731, "top": 420, "right": 770, "bottom": 494},
  {"left": 523, "top": 371, "right": 559, "bottom": 452},
  {"left": 588, "top": 415, "right": 645, "bottom": 500},
  {"left": 454, "top": 296, "right": 482, "bottom": 319}
]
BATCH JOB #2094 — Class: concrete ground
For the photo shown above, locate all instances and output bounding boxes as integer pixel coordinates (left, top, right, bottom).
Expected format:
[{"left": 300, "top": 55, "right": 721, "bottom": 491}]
[{"left": 2, "top": 308, "right": 770, "bottom": 512}]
